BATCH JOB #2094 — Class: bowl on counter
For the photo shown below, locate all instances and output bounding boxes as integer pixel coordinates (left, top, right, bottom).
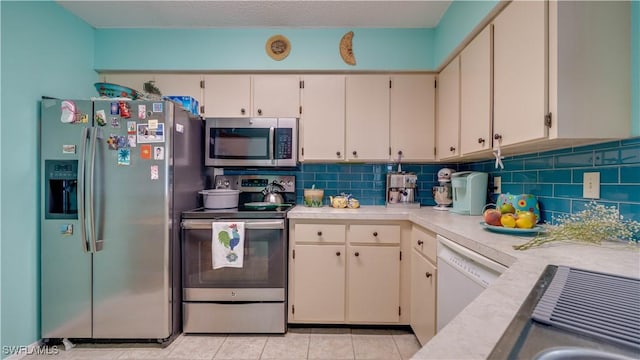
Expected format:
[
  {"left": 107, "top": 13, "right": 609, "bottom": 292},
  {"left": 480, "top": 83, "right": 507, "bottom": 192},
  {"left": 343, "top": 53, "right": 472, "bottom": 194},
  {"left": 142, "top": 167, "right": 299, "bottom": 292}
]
[{"left": 303, "top": 189, "right": 324, "bottom": 207}]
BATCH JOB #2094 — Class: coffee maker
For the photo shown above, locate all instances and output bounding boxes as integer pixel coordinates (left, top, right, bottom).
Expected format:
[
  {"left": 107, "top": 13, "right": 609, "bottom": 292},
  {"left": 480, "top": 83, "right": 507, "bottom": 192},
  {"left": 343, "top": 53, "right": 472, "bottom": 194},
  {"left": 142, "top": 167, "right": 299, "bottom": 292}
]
[
  {"left": 450, "top": 171, "right": 489, "bottom": 215},
  {"left": 386, "top": 172, "right": 419, "bottom": 208},
  {"left": 433, "top": 168, "right": 455, "bottom": 210}
]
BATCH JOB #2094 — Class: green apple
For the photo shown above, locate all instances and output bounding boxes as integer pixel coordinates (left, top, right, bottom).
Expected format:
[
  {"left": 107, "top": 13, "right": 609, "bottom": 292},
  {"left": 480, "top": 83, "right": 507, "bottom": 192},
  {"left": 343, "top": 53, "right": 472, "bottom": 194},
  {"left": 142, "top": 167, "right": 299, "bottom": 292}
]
[{"left": 500, "top": 203, "right": 516, "bottom": 214}]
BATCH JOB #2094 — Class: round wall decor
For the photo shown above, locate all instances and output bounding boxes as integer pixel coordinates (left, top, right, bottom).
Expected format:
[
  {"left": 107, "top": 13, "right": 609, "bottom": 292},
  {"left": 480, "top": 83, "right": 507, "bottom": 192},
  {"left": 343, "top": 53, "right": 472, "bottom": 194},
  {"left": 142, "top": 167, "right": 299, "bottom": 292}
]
[{"left": 266, "top": 34, "right": 291, "bottom": 61}]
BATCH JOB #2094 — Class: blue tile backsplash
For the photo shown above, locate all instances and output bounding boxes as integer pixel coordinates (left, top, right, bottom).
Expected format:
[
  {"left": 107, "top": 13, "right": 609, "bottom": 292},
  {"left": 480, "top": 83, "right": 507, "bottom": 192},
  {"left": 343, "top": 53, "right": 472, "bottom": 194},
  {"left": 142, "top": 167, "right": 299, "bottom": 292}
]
[
  {"left": 466, "top": 139, "right": 640, "bottom": 224},
  {"left": 222, "top": 138, "right": 640, "bottom": 224}
]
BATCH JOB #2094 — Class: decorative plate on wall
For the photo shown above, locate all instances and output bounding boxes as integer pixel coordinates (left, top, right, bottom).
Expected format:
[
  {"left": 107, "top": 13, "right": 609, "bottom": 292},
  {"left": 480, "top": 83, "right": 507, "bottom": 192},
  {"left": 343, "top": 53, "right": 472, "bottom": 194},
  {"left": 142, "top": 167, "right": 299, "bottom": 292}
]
[{"left": 266, "top": 34, "right": 291, "bottom": 61}]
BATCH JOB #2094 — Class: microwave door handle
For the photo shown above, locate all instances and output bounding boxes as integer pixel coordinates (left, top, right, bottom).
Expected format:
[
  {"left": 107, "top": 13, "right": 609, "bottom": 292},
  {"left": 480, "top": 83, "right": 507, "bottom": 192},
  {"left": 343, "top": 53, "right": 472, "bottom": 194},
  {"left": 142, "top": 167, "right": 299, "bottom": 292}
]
[
  {"left": 78, "top": 127, "right": 89, "bottom": 253},
  {"left": 269, "top": 127, "right": 275, "bottom": 164}
]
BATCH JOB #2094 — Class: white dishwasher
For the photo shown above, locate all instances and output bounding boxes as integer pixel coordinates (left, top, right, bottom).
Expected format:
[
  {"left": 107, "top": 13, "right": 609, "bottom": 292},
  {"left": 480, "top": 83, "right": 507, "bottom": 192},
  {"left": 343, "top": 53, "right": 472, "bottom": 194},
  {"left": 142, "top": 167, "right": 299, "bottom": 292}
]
[{"left": 436, "top": 235, "right": 508, "bottom": 331}]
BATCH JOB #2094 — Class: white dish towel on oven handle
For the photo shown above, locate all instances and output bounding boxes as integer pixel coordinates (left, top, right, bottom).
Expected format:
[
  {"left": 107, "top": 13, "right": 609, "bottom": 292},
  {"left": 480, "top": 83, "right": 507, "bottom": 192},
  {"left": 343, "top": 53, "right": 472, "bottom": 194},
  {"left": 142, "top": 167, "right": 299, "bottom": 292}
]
[{"left": 211, "top": 222, "right": 244, "bottom": 269}]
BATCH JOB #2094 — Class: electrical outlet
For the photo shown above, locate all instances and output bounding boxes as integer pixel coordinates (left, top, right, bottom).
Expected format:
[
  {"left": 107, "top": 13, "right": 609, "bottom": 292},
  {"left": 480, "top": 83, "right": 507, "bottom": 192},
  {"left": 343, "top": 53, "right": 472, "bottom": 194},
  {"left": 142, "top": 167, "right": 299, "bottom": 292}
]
[
  {"left": 493, "top": 176, "right": 502, "bottom": 194},
  {"left": 583, "top": 172, "right": 600, "bottom": 199}
]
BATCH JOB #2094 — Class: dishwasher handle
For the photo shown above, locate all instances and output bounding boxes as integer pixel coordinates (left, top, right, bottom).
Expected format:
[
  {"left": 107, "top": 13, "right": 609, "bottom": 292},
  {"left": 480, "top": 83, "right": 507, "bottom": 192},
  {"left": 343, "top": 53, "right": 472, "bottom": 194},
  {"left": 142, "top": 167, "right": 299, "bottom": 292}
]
[{"left": 437, "top": 235, "right": 508, "bottom": 274}]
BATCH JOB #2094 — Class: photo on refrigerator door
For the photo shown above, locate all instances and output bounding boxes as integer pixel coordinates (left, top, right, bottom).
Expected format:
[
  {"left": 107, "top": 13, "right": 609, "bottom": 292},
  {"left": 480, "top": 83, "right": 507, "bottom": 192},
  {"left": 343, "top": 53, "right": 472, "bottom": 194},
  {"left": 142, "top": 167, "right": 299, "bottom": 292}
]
[{"left": 137, "top": 122, "right": 164, "bottom": 143}]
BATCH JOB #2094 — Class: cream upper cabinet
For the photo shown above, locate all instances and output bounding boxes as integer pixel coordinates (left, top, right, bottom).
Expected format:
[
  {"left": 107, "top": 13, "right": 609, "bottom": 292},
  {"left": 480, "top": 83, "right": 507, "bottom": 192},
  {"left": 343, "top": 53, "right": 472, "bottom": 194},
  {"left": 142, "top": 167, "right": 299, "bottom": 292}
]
[
  {"left": 202, "top": 75, "right": 251, "bottom": 117},
  {"left": 152, "top": 74, "right": 203, "bottom": 102},
  {"left": 492, "top": 1, "right": 630, "bottom": 153},
  {"left": 436, "top": 57, "right": 460, "bottom": 160},
  {"left": 252, "top": 75, "right": 300, "bottom": 118},
  {"left": 493, "top": 0, "right": 547, "bottom": 148},
  {"left": 411, "top": 249, "right": 436, "bottom": 346},
  {"left": 345, "top": 75, "right": 390, "bottom": 161},
  {"left": 460, "top": 26, "right": 492, "bottom": 156},
  {"left": 299, "top": 75, "right": 346, "bottom": 162},
  {"left": 390, "top": 75, "right": 436, "bottom": 162}
]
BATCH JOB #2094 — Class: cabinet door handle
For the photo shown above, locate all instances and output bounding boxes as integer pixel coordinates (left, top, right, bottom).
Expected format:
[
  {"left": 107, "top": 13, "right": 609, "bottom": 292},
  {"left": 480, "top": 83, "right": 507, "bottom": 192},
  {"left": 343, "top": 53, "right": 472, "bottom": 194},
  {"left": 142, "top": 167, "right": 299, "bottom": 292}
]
[
  {"left": 417, "top": 240, "right": 424, "bottom": 245},
  {"left": 336, "top": 251, "right": 341, "bottom": 256},
  {"left": 240, "top": 108, "right": 246, "bottom": 115},
  {"left": 354, "top": 251, "right": 360, "bottom": 257},
  {"left": 494, "top": 133, "right": 502, "bottom": 140},
  {"left": 257, "top": 108, "right": 263, "bottom": 115},
  {"left": 352, "top": 150, "right": 357, "bottom": 156},
  {"left": 397, "top": 150, "right": 403, "bottom": 156},
  {"left": 317, "top": 231, "right": 323, "bottom": 236},
  {"left": 478, "top": 138, "right": 485, "bottom": 144},
  {"left": 425, "top": 272, "right": 432, "bottom": 278},
  {"left": 449, "top": 146, "right": 456, "bottom": 152},
  {"left": 336, "top": 151, "right": 341, "bottom": 157},
  {"left": 372, "top": 232, "right": 378, "bottom": 237}
]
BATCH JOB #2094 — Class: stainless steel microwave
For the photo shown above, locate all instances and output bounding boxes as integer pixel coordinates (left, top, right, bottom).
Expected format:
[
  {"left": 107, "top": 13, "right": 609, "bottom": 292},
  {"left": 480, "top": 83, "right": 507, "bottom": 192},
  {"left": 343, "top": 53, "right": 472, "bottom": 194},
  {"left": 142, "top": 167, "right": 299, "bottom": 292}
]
[{"left": 205, "top": 118, "right": 298, "bottom": 167}]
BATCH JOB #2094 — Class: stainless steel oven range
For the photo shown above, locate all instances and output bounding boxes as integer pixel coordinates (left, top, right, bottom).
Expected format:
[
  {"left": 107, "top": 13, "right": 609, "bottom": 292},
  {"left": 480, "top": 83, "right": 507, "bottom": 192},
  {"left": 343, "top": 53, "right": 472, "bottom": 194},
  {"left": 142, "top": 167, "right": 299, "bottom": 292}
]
[{"left": 181, "top": 175, "right": 295, "bottom": 334}]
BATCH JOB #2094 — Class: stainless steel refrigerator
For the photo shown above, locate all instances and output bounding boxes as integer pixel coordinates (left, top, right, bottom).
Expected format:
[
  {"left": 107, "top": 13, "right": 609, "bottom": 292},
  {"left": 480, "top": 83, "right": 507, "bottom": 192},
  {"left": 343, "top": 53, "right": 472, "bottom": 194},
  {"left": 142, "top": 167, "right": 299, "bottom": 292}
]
[{"left": 40, "top": 98, "right": 203, "bottom": 342}]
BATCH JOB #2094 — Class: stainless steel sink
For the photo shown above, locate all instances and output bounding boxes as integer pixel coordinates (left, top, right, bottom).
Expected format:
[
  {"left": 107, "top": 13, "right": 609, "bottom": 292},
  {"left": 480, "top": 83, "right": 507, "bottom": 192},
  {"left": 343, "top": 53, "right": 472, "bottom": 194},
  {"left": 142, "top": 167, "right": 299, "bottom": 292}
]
[
  {"left": 534, "top": 346, "right": 637, "bottom": 360},
  {"left": 489, "top": 265, "right": 640, "bottom": 360}
]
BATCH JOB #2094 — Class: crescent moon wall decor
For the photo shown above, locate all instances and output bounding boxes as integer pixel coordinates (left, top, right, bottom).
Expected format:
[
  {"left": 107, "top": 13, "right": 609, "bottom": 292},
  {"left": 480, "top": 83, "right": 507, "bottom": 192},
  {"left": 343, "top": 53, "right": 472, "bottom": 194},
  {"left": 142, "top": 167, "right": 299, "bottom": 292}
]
[{"left": 339, "top": 31, "right": 356, "bottom": 65}]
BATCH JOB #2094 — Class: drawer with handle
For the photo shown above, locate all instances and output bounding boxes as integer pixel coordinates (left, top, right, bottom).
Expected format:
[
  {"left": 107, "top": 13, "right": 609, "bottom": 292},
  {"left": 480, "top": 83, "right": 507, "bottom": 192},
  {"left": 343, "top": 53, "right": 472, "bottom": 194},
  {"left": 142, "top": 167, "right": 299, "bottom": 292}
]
[
  {"left": 295, "top": 223, "right": 346, "bottom": 243},
  {"left": 349, "top": 224, "right": 400, "bottom": 244}
]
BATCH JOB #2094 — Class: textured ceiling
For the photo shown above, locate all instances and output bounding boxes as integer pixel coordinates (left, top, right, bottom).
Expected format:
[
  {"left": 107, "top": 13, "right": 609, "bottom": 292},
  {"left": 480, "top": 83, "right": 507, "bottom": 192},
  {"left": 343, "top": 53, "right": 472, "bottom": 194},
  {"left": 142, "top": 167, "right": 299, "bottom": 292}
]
[{"left": 57, "top": 1, "right": 451, "bottom": 28}]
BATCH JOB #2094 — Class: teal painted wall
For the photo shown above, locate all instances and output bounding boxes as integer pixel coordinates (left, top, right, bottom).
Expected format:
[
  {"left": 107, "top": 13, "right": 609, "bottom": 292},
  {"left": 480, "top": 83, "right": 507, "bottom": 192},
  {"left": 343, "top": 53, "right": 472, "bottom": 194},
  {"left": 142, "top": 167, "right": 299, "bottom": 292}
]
[
  {"left": 0, "top": 1, "right": 96, "bottom": 357},
  {"left": 94, "top": 28, "right": 436, "bottom": 71},
  {"left": 633, "top": 1, "right": 639, "bottom": 136},
  {"left": 0, "top": 0, "right": 637, "bottom": 356},
  {"left": 433, "top": 0, "right": 499, "bottom": 68}
]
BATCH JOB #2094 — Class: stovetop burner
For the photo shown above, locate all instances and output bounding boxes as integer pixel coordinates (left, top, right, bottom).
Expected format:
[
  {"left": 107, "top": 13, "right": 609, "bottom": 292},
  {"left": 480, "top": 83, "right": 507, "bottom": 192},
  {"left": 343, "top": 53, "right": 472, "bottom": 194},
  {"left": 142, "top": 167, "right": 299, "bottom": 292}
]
[{"left": 183, "top": 174, "right": 297, "bottom": 220}]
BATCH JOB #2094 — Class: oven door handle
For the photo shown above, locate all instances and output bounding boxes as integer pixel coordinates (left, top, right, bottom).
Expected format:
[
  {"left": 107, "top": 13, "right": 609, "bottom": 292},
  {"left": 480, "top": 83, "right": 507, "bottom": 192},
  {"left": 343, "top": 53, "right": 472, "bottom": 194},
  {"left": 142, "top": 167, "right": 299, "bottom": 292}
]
[{"left": 181, "top": 219, "right": 285, "bottom": 230}]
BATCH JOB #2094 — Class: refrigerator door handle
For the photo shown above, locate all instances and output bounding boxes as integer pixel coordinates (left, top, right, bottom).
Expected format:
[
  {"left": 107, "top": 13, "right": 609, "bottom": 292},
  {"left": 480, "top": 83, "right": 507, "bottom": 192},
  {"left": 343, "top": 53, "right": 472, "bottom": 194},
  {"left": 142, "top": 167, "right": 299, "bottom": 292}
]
[
  {"left": 78, "top": 127, "right": 89, "bottom": 253},
  {"left": 88, "top": 127, "right": 98, "bottom": 253}
]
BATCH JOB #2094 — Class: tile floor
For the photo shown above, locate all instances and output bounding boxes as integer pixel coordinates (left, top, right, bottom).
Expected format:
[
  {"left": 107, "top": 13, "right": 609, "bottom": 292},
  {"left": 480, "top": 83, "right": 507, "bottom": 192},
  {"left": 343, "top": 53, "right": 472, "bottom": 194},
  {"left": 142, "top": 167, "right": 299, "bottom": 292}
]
[{"left": 18, "top": 327, "right": 422, "bottom": 360}]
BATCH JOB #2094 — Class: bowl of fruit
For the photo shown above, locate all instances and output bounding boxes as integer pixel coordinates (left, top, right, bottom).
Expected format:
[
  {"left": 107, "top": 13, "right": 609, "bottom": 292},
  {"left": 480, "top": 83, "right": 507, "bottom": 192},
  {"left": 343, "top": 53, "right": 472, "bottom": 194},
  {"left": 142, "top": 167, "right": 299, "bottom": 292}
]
[{"left": 481, "top": 202, "right": 543, "bottom": 235}]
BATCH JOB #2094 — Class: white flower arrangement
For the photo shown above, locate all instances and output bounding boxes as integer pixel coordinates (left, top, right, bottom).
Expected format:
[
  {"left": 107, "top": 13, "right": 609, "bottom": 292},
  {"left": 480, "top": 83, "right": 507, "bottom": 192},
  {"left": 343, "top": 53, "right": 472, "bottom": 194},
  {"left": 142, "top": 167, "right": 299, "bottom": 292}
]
[{"left": 513, "top": 201, "right": 640, "bottom": 250}]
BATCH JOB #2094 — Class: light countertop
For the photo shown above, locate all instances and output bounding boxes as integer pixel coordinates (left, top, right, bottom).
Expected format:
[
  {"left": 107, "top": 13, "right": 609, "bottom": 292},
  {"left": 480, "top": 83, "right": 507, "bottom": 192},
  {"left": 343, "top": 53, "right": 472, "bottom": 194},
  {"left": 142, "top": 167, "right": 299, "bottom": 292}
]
[{"left": 288, "top": 205, "right": 640, "bottom": 360}]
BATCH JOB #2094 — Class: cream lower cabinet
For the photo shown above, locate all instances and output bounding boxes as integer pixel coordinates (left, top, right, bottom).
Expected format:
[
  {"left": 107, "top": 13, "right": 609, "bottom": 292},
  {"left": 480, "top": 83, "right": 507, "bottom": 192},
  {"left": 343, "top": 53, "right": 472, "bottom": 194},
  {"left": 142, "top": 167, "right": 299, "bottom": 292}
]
[
  {"left": 290, "top": 223, "right": 347, "bottom": 323},
  {"left": 348, "top": 245, "right": 400, "bottom": 323},
  {"left": 410, "top": 225, "right": 437, "bottom": 345},
  {"left": 291, "top": 244, "right": 346, "bottom": 322},
  {"left": 348, "top": 224, "right": 401, "bottom": 323},
  {"left": 289, "top": 221, "right": 404, "bottom": 325}
]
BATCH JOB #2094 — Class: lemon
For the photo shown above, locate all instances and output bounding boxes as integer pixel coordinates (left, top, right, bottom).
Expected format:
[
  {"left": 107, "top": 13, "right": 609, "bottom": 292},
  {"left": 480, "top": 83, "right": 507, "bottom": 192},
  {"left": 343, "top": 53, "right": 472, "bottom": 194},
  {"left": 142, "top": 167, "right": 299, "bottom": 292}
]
[{"left": 500, "top": 214, "right": 517, "bottom": 228}]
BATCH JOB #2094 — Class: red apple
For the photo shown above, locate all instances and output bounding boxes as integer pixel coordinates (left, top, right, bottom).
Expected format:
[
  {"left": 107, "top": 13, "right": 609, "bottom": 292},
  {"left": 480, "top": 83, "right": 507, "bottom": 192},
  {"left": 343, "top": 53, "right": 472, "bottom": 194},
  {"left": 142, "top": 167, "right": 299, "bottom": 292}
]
[{"left": 483, "top": 209, "right": 502, "bottom": 226}]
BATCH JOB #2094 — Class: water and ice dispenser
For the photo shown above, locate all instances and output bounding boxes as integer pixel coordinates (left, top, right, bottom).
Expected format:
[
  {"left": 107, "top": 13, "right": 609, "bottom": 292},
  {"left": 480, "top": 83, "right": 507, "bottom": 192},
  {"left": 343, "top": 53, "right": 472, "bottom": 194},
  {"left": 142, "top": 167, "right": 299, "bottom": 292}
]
[{"left": 44, "top": 160, "right": 78, "bottom": 219}]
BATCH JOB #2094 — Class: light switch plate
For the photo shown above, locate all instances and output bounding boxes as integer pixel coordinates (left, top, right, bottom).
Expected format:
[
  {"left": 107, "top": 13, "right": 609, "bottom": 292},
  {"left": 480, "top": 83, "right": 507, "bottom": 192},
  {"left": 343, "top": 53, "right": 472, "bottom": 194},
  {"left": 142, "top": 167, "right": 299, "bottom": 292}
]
[
  {"left": 583, "top": 172, "right": 600, "bottom": 199},
  {"left": 493, "top": 176, "right": 502, "bottom": 194}
]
